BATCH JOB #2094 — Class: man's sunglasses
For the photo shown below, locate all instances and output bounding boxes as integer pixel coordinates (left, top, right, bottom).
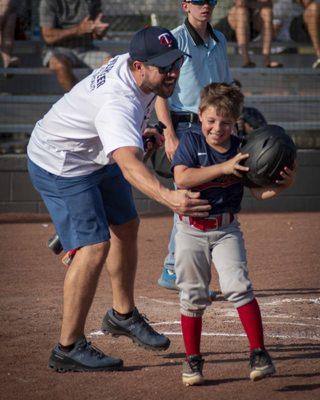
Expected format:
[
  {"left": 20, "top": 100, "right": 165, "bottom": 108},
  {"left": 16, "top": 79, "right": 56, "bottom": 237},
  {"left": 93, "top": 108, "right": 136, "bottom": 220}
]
[
  {"left": 148, "top": 57, "right": 185, "bottom": 74},
  {"left": 184, "top": 0, "right": 218, "bottom": 6}
]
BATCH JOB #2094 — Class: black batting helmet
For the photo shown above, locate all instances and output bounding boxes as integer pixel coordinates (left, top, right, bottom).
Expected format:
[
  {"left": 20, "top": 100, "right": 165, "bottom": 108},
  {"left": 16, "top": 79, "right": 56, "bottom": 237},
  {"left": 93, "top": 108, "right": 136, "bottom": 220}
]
[{"left": 239, "top": 124, "right": 297, "bottom": 187}]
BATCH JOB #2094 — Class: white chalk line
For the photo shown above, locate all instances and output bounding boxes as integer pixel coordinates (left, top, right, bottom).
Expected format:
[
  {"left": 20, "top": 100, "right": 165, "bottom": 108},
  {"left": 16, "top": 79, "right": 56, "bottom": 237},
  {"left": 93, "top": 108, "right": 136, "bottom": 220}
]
[
  {"left": 160, "top": 331, "right": 320, "bottom": 341},
  {"left": 138, "top": 295, "right": 179, "bottom": 306},
  {"left": 139, "top": 295, "right": 320, "bottom": 307},
  {"left": 88, "top": 326, "right": 320, "bottom": 342},
  {"left": 88, "top": 329, "right": 320, "bottom": 342},
  {"left": 223, "top": 320, "right": 320, "bottom": 328},
  {"left": 92, "top": 296, "right": 320, "bottom": 342},
  {"left": 262, "top": 298, "right": 320, "bottom": 306}
]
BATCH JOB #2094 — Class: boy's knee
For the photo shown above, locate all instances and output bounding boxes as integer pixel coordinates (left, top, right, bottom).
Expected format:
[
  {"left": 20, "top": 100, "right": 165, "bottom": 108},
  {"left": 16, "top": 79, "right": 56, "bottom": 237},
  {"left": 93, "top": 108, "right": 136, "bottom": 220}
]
[
  {"left": 179, "top": 287, "right": 211, "bottom": 317},
  {"left": 180, "top": 307, "right": 205, "bottom": 318},
  {"left": 259, "top": 6, "right": 272, "bottom": 22},
  {"left": 223, "top": 289, "right": 254, "bottom": 307}
]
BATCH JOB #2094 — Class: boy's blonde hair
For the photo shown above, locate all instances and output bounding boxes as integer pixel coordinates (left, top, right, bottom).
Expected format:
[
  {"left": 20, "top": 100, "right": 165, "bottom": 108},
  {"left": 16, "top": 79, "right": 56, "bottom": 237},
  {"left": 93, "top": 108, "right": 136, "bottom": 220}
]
[{"left": 199, "top": 83, "right": 244, "bottom": 121}]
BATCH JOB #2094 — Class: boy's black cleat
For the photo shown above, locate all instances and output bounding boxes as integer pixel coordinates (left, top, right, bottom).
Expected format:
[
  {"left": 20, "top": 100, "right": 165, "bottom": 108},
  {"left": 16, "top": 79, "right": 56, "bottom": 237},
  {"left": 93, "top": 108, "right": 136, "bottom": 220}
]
[
  {"left": 101, "top": 307, "right": 170, "bottom": 351},
  {"left": 249, "top": 348, "right": 275, "bottom": 381},
  {"left": 48, "top": 335, "right": 123, "bottom": 372}
]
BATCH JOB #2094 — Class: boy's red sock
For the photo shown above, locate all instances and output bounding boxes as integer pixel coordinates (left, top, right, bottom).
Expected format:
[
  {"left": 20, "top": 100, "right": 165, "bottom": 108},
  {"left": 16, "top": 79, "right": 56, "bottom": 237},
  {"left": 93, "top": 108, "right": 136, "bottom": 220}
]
[
  {"left": 237, "top": 298, "right": 265, "bottom": 351},
  {"left": 181, "top": 314, "right": 202, "bottom": 356}
]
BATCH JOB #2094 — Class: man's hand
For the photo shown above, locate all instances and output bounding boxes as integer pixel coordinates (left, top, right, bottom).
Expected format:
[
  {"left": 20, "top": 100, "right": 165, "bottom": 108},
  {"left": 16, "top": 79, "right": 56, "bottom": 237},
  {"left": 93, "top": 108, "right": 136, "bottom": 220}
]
[
  {"left": 92, "top": 13, "right": 109, "bottom": 39},
  {"left": 77, "top": 16, "right": 95, "bottom": 35},
  {"left": 112, "top": 146, "right": 211, "bottom": 217},
  {"left": 164, "top": 189, "right": 211, "bottom": 217}
]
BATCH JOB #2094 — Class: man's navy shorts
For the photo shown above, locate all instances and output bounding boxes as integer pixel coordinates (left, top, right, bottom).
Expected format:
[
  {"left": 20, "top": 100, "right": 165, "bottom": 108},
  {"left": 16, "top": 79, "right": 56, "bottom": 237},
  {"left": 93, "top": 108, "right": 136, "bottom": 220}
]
[{"left": 28, "top": 158, "right": 138, "bottom": 251}]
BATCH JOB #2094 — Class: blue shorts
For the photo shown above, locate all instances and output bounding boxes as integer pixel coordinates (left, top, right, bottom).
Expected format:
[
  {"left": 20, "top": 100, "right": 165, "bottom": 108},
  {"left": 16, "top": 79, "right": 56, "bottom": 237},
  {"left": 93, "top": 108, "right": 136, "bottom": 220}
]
[{"left": 28, "top": 158, "right": 138, "bottom": 251}]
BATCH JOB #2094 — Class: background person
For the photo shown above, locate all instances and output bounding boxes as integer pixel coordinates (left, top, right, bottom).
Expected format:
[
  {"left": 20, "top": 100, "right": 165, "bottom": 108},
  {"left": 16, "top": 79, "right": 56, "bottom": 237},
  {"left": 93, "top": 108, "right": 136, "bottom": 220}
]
[
  {"left": 273, "top": 0, "right": 320, "bottom": 68},
  {"left": 0, "top": 0, "right": 20, "bottom": 72},
  {"left": 155, "top": 0, "right": 232, "bottom": 291},
  {"left": 214, "top": 0, "right": 282, "bottom": 68},
  {"left": 39, "top": 0, "right": 111, "bottom": 92},
  {"left": 233, "top": 79, "right": 267, "bottom": 136},
  {"left": 27, "top": 26, "right": 211, "bottom": 373}
]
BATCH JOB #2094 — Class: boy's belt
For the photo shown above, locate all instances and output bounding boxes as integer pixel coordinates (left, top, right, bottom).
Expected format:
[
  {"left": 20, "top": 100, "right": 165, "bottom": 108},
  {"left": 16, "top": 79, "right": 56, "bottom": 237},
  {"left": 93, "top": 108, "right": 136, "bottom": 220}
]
[
  {"left": 171, "top": 112, "right": 199, "bottom": 124},
  {"left": 179, "top": 213, "right": 234, "bottom": 232}
]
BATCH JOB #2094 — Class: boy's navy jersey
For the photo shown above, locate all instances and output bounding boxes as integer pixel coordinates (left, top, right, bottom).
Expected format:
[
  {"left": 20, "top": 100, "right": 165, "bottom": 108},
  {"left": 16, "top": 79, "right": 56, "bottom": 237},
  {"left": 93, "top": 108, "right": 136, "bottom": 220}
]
[{"left": 172, "top": 132, "right": 243, "bottom": 214}]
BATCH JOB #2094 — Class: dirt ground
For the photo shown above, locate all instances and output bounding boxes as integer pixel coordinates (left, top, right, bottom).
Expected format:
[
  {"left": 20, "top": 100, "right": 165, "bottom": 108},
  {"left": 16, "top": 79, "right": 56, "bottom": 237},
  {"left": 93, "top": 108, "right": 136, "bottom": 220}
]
[{"left": 0, "top": 212, "right": 319, "bottom": 400}]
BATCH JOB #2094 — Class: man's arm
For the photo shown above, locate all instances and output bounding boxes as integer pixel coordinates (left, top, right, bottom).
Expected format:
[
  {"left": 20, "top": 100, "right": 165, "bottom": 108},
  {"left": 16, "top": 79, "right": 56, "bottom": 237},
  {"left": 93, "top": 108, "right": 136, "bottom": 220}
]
[
  {"left": 41, "top": 17, "right": 94, "bottom": 45},
  {"left": 155, "top": 97, "right": 179, "bottom": 161},
  {"left": 112, "top": 146, "right": 211, "bottom": 216}
]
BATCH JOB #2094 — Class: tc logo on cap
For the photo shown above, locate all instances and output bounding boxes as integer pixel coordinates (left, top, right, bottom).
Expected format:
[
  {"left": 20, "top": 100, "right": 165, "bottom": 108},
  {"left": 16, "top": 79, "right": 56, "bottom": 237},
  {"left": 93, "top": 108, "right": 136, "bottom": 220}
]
[{"left": 158, "top": 33, "right": 174, "bottom": 47}]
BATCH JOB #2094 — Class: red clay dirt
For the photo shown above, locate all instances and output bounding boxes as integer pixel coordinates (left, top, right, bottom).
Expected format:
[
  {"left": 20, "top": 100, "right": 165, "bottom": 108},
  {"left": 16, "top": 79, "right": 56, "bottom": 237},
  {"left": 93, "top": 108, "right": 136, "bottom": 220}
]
[{"left": 0, "top": 212, "right": 319, "bottom": 400}]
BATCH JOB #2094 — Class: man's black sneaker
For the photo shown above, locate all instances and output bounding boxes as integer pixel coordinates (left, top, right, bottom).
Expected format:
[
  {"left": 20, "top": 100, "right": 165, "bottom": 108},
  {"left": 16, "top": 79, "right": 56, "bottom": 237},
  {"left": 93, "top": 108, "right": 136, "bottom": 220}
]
[
  {"left": 48, "top": 335, "right": 123, "bottom": 372},
  {"left": 101, "top": 307, "right": 170, "bottom": 351},
  {"left": 249, "top": 348, "right": 275, "bottom": 381},
  {"left": 182, "top": 355, "right": 205, "bottom": 386}
]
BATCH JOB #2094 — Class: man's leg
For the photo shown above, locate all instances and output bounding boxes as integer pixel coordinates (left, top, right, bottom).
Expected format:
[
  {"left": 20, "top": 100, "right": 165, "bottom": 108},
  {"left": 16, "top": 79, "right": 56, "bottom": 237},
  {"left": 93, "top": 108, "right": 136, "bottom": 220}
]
[
  {"left": 60, "top": 241, "right": 109, "bottom": 345},
  {"left": 257, "top": 3, "right": 282, "bottom": 67},
  {"left": 101, "top": 216, "right": 170, "bottom": 351},
  {"left": 302, "top": 1, "right": 320, "bottom": 62},
  {"left": 106, "top": 217, "right": 139, "bottom": 313},
  {"left": 228, "top": 4, "right": 253, "bottom": 67},
  {"left": 0, "top": 2, "right": 19, "bottom": 69},
  {"left": 48, "top": 54, "right": 77, "bottom": 92}
]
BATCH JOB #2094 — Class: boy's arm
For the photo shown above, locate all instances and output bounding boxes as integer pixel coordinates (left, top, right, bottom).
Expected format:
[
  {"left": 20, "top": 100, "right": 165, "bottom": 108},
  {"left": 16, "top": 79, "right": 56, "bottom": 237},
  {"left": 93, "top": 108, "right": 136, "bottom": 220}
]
[
  {"left": 155, "top": 97, "right": 179, "bottom": 161},
  {"left": 250, "top": 165, "right": 296, "bottom": 200},
  {"left": 174, "top": 153, "right": 249, "bottom": 189}
]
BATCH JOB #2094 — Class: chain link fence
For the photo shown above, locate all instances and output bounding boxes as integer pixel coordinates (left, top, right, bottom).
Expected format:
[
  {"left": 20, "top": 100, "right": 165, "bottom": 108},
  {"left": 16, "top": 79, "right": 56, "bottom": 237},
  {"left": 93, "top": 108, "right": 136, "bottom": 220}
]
[{"left": 1, "top": 0, "right": 319, "bottom": 154}]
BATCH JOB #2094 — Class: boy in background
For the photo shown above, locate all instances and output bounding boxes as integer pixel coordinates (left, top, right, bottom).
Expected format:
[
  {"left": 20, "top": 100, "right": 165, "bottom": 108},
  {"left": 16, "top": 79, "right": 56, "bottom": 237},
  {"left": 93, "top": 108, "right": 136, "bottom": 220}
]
[{"left": 156, "top": 0, "right": 232, "bottom": 291}]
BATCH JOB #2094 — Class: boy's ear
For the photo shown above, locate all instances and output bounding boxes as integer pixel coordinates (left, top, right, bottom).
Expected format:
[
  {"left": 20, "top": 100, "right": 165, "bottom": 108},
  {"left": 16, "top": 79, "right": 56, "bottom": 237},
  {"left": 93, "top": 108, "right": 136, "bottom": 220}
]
[{"left": 182, "top": 2, "right": 189, "bottom": 13}]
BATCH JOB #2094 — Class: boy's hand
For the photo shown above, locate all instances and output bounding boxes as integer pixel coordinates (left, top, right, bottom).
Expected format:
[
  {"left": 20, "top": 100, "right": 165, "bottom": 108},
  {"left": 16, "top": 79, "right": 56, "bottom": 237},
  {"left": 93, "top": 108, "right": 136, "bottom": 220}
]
[
  {"left": 222, "top": 152, "right": 250, "bottom": 177},
  {"left": 164, "top": 135, "right": 179, "bottom": 161},
  {"left": 275, "top": 164, "right": 296, "bottom": 189},
  {"left": 142, "top": 126, "right": 165, "bottom": 161}
]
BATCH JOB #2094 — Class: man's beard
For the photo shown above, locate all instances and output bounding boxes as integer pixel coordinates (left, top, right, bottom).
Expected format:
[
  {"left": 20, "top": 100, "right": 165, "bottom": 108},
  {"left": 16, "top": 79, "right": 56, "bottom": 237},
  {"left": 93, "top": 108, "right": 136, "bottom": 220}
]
[{"left": 141, "top": 77, "right": 177, "bottom": 99}]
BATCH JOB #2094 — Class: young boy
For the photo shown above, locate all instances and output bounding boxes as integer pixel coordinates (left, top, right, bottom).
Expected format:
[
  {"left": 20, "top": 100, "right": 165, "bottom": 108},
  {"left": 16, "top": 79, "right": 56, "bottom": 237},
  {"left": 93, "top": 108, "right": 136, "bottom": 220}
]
[
  {"left": 156, "top": 0, "right": 232, "bottom": 291},
  {"left": 172, "top": 83, "right": 295, "bottom": 386}
]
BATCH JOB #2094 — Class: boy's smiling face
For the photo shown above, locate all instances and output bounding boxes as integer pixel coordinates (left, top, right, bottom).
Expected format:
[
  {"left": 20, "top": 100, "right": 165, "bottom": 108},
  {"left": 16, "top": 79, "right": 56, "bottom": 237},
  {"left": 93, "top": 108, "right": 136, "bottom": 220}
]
[{"left": 199, "top": 105, "right": 236, "bottom": 149}]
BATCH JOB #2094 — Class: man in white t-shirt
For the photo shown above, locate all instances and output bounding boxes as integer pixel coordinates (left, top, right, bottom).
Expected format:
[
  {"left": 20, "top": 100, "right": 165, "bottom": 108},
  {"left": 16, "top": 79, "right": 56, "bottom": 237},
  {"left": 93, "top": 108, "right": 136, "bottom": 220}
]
[{"left": 27, "top": 26, "right": 211, "bottom": 372}]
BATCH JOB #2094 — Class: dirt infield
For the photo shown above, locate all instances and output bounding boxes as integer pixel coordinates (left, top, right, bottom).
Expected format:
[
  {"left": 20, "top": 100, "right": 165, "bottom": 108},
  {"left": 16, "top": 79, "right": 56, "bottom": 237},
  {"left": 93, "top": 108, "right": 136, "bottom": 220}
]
[{"left": 0, "top": 212, "right": 319, "bottom": 400}]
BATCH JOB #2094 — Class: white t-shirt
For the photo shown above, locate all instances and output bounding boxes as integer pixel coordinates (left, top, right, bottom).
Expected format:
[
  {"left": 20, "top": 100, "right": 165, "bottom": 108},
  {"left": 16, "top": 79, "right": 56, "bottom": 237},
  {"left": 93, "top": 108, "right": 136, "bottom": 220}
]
[{"left": 27, "top": 54, "right": 156, "bottom": 177}]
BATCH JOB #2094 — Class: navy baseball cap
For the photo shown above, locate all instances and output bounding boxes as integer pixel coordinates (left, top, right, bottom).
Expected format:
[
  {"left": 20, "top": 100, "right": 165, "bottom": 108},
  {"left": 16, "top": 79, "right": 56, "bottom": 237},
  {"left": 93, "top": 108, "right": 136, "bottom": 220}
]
[{"left": 129, "top": 26, "right": 188, "bottom": 68}]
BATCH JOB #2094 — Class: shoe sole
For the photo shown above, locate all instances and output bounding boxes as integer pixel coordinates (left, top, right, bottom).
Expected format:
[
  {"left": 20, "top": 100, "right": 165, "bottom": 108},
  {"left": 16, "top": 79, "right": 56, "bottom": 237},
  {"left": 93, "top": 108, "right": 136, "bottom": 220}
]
[
  {"left": 250, "top": 365, "right": 276, "bottom": 381},
  {"left": 102, "top": 323, "right": 170, "bottom": 352},
  {"left": 48, "top": 358, "right": 123, "bottom": 373},
  {"left": 182, "top": 373, "right": 205, "bottom": 386}
]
